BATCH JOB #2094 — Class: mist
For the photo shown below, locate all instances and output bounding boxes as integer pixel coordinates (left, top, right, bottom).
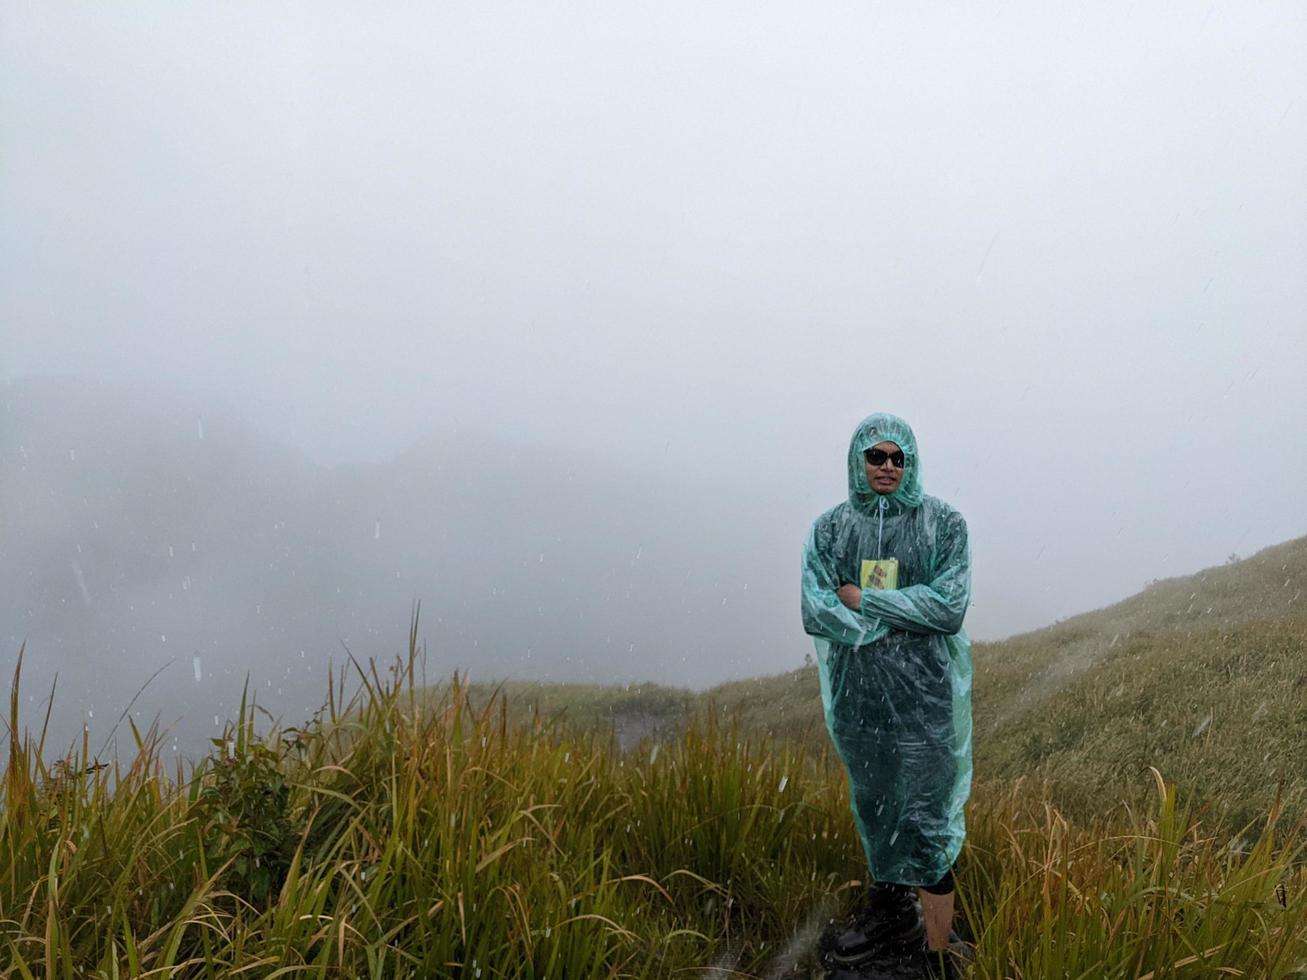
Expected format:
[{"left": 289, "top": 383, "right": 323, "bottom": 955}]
[{"left": 2, "top": 1, "right": 1305, "bottom": 758}]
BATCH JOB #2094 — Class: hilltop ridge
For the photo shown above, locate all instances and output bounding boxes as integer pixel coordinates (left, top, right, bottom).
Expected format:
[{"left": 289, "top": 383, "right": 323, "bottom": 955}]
[
  {"left": 977, "top": 533, "right": 1307, "bottom": 725},
  {"left": 465, "top": 536, "right": 1307, "bottom": 827}
]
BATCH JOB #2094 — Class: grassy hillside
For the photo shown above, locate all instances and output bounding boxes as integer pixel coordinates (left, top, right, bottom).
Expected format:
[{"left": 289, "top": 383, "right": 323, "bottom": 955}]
[
  {"left": 459, "top": 536, "right": 1307, "bottom": 828},
  {"left": 978, "top": 614, "right": 1307, "bottom": 828},
  {"left": 3, "top": 650, "right": 1304, "bottom": 978},
  {"left": 456, "top": 668, "right": 827, "bottom": 750},
  {"left": 975, "top": 534, "right": 1307, "bottom": 727},
  {"left": 972, "top": 535, "right": 1307, "bottom": 826},
  {"left": 3, "top": 539, "right": 1303, "bottom": 976}
]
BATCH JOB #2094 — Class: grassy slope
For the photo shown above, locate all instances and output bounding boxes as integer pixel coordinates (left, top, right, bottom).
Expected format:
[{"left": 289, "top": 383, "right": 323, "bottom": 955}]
[
  {"left": 975, "top": 533, "right": 1307, "bottom": 725},
  {"left": 971, "top": 534, "right": 1307, "bottom": 825},
  {"left": 6, "top": 659, "right": 1305, "bottom": 978},
  {"left": 980, "top": 614, "right": 1307, "bottom": 827},
  {"left": 455, "top": 668, "right": 827, "bottom": 751},
  {"left": 4, "top": 538, "right": 1306, "bottom": 976},
  {"left": 461, "top": 535, "right": 1307, "bottom": 826}
]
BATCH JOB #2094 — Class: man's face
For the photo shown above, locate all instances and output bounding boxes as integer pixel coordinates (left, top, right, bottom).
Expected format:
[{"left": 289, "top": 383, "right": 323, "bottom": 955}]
[{"left": 864, "top": 441, "right": 905, "bottom": 496}]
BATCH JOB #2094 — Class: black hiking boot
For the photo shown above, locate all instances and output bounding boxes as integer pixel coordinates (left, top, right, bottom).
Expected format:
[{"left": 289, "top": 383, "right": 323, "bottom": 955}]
[{"left": 824, "top": 885, "right": 924, "bottom": 966}]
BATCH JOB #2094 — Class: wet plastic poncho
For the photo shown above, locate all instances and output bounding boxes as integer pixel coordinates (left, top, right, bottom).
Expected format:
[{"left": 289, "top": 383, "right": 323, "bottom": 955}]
[{"left": 800, "top": 413, "right": 972, "bottom": 887}]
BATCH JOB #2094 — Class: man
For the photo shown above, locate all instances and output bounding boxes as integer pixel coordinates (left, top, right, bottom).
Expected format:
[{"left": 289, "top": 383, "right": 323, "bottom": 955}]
[{"left": 801, "top": 413, "right": 973, "bottom": 977}]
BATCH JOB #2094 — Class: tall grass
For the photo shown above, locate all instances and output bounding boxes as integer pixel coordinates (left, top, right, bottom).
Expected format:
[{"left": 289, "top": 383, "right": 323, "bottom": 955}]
[
  {"left": 2, "top": 625, "right": 1304, "bottom": 978},
  {"left": 963, "top": 776, "right": 1307, "bottom": 979}
]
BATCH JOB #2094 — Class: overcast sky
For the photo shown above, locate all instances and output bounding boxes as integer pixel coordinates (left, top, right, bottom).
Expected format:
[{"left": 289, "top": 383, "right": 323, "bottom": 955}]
[{"left": 3, "top": 0, "right": 1306, "bottom": 653}]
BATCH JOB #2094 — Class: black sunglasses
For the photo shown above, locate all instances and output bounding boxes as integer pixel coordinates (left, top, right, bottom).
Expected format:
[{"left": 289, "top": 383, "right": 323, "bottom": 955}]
[{"left": 864, "top": 448, "right": 906, "bottom": 468}]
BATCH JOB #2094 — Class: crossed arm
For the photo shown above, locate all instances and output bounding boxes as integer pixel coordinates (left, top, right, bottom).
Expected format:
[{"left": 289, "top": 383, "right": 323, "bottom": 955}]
[
  {"left": 802, "top": 511, "right": 971, "bottom": 642},
  {"left": 801, "top": 522, "right": 889, "bottom": 647}
]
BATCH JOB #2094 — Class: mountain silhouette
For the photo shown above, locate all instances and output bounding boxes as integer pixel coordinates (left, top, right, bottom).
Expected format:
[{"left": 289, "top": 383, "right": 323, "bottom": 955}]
[{"left": 0, "top": 374, "right": 804, "bottom": 758}]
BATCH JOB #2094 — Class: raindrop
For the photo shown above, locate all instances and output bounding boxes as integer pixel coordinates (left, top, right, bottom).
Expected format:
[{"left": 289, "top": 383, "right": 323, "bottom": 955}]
[
  {"left": 374, "top": 520, "right": 382, "bottom": 541},
  {"left": 777, "top": 775, "right": 789, "bottom": 793},
  {"left": 196, "top": 417, "right": 205, "bottom": 440},
  {"left": 193, "top": 657, "right": 202, "bottom": 682},
  {"left": 71, "top": 561, "right": 92, "bottom": 605},
  {"left": 1192, "top": 715, "right": 1212, "bottom": 738}
]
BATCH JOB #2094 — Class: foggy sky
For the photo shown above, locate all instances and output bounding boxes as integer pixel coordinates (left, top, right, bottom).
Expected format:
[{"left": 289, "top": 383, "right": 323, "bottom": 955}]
[{"left": 3, "top": 0, "right": 1306, "bottom": 681}]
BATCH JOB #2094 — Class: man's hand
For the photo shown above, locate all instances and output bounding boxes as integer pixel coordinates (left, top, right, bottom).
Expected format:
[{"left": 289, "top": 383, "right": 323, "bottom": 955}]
[{"left": 836, "top": 584, "right": 862, "bottom": 611}]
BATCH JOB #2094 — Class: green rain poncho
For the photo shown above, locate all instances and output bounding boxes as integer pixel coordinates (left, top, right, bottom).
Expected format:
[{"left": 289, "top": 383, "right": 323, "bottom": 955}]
[{"left": 801, "top": 413, "right": 972, "bottom": 887}]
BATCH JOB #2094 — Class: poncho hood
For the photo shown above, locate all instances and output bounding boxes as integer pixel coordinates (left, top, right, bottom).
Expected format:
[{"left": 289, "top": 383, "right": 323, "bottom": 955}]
[{"left": 847, "top": 412, "right": 925, "bottom": 514}]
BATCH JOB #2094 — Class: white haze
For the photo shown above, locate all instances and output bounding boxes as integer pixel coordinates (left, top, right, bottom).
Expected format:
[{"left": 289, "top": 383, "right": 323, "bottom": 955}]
[{"left": 1, "top": 1, "right": 1305, "bottom": 754}]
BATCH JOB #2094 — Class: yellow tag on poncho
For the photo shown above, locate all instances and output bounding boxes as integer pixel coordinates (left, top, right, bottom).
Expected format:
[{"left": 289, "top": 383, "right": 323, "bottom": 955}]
[{"left": 860, "top": 558, "right": 899, "bottom": 591}]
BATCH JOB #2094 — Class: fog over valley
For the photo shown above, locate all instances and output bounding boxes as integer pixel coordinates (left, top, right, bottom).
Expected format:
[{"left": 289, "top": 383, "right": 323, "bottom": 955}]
[
  {"left": 3, "top": 375, "right": 815, "bottom": 755},
  {"left": 2, "top": 0, "right": 1305, "bottom": 762},
  {"left": 4, "top": 369, "right": 1304, "bottom": 760}
]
